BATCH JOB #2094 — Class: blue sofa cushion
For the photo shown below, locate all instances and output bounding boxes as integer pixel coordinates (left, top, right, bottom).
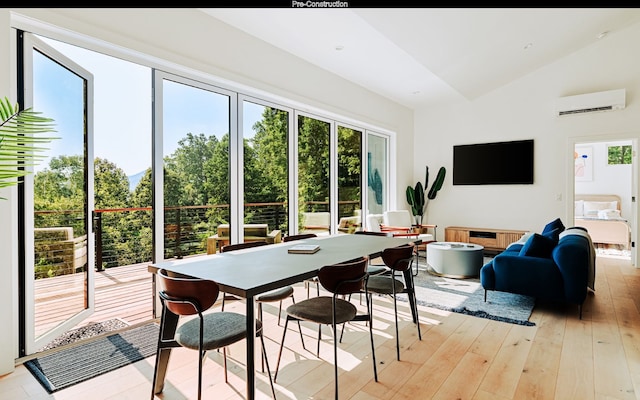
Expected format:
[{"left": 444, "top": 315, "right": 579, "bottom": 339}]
[
  {"left": 519, "top": 233, "right": 556, "bottom": 258},
  {"left": 542, "top": 227, "right": 562, "bottom": 243},
  {"left": 542, "top": 218, "right": 565, "bottom": 235}
]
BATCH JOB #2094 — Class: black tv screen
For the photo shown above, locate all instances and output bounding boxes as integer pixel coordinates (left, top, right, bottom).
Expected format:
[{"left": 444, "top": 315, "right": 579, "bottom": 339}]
[{"left": 453, "top": 139, "right": 534, "bottom": 185}]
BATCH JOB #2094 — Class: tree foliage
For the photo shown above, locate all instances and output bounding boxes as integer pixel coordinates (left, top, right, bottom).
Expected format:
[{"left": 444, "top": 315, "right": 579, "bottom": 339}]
[{"left": 33, "top": 106, "right": 363, "bottom": 271}]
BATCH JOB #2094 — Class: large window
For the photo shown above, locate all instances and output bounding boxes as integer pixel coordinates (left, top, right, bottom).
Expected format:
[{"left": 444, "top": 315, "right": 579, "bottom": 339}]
[
  {"left": 242, "top": 100, "right": 290, "bottom": 235},
  {"left": 367, "top": 133, "right": 388, "bottom": 217},
  {"left": 297, "top": 114, "right": 331, "bottom": 235},
  {"left": 160, "top": 77, "right": 231, "bottom": 258},
  {"left": 337, "top": 125, "right": 362, "bottom": 234}
]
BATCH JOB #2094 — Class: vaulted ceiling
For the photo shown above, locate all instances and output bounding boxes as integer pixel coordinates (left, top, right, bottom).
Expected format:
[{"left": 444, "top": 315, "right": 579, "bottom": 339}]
[{"left": 202, "top": 8, "right": 640, "bottom": 110}]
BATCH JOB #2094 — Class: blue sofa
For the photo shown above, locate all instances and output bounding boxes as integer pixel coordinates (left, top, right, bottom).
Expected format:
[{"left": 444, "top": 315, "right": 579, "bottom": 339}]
[{"left": 480, "top": 218, "right": 596, "bottom": 318}]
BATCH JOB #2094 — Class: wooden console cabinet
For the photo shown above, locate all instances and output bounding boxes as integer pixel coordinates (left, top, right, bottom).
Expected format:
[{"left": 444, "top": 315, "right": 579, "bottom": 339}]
[{"left": 444, "top": 226, "right": 528, "bottom": 253}]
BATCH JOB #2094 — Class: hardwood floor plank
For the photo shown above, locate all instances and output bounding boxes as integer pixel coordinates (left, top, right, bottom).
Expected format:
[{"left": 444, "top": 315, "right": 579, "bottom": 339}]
[{"left": 5, "top": 254, "right": 639, "bottom": 400}]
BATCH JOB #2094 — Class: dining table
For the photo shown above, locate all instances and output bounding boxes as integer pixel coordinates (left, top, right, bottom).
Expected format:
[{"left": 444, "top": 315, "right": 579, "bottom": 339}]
[{"left": 149, "top": 233, "right": 421, "bottom": 400}]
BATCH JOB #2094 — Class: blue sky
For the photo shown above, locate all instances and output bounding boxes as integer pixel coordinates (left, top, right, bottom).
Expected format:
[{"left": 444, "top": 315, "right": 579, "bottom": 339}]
[{"left": 36, "top": 36, "right": 262, "bottom": 176}]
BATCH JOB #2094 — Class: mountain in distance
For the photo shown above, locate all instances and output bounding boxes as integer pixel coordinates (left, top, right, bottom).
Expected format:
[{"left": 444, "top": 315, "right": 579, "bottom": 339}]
[{"left": 127, "top": 170, "right": 146, "bottom": 192}]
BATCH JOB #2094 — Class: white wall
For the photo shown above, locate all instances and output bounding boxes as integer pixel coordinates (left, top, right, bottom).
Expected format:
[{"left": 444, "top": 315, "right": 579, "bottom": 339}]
[
  {"left": 0, "top": 8, "right": 415, "bottom": 373},
  {"left": 415, "top": 21, "right": 640, "bottom": 238}
]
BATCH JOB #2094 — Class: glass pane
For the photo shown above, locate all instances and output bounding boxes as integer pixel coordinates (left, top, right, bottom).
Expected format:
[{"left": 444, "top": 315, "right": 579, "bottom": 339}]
[
  {"left": 243, "top": 101, "right": 289, "bottom": 239},
  {"left": 162, "top": 80, "right": 230, "bottom": 257},
  {"left": 32, "top": 50, "right": 88, "bottom": 338},
  {"left": 337, "top": 126, "right": 362, "bottom": 234},
  {"left": 367, "top": 134, "right": 387, "bottom": 217},
  {"left": 297, "top": 115, "right": 330, "bottom": 235}
]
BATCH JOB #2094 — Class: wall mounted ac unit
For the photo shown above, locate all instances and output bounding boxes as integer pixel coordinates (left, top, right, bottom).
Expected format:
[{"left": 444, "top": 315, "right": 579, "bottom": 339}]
[{"left": 555, "top": 89, "right": 626, "bottom": 116}]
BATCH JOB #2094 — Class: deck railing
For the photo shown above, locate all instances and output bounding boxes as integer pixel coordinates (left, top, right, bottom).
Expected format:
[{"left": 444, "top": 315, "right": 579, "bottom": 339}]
[{"left": 34, "top": 200, "right": 360, "bottom": 276}]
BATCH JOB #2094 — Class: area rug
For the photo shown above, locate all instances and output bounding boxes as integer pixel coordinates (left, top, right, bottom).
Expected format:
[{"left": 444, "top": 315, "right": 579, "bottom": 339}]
[
  {"left": 399, "top": 259, "right": 536, "bottom": 326},
  {"left": 25, "top": 322, "right": 159, "bottom": 393}
]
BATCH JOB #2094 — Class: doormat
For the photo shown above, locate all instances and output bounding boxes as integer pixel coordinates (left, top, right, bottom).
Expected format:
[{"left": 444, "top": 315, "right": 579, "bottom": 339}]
[
  {"left": 25, "top": 322, "right": 159, "bottom": 393},
  {"left": 399, "top": 259, "right": 536, "bottom": 326}
]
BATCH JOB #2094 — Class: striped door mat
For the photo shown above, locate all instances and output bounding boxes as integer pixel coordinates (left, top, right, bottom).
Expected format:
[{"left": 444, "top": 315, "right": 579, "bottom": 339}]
[{"left": 24, "top": 322, "right": 159, "bottom": 393}]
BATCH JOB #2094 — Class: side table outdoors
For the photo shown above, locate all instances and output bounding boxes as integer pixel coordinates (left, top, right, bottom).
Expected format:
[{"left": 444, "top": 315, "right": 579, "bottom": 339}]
[{"left": 426, "top": 242, "right": 484, "bottom": 278}]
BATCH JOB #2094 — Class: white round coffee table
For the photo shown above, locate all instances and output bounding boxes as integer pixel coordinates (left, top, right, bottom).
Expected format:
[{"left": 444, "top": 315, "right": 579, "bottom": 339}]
[{"left": 426, "top": 242, "right": 485, "bottom": 278}]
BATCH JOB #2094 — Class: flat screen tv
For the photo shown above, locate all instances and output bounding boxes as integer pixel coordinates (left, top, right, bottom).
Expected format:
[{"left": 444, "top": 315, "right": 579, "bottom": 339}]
[{"left": 453, "top": 139, "right": 534, "bottom": 185}]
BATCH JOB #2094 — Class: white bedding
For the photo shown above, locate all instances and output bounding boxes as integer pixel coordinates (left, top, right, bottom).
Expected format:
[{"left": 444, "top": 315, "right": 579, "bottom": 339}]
[{"left": 574, "top": 194, "right": 630, "bottom": 249}]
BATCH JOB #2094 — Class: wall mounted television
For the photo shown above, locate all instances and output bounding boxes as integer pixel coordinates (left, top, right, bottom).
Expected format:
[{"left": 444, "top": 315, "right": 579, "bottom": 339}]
[{"left": 453, "top": 139, "right": 534, "bottom": 185}]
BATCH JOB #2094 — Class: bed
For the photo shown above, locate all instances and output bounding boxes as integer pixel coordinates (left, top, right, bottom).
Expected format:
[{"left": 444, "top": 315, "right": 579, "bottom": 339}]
[{"left": 574, "top": 194, "right": 631, "bottom": 249}]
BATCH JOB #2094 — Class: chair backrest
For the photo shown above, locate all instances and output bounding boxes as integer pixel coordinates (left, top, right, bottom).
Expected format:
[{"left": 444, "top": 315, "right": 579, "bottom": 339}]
[
  {"left": 220, "top": 241, "right": 269, "bottom": 253},
  {"left": 317, "top": 257, "right": 368, "bottom": 295},
  {"left": 283, "top": 233, "right": 317, "bottom": 242},
  {"left": 381, "top": 244, "right": 415, "bottom": 272},
  {"left": 383, "top": 210, "right": 413, "bottom": 228},
  {"left": 157, "top": 269, "right": 219, "bottom": 316},
  {"left": 366, "top": 214, "right": 383, "bottom": 232}
]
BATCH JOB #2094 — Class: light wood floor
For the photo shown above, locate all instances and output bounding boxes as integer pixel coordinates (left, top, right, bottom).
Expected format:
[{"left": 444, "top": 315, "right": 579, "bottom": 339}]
[{"left": 1, "top": 254, "right": 638, "bottom": 400}]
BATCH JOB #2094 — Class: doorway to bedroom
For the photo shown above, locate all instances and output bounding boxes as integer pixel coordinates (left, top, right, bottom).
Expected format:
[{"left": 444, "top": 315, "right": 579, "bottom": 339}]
[{"left": 573, "top": 138, "right": 636, "bottom": 263}]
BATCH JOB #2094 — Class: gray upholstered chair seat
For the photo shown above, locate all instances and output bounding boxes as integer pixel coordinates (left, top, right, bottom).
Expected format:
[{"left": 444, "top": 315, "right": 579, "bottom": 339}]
[
  {"left": 366, "top": 275, "right": 404, "bottom": 295},
  {"left": 257, "top": 286, "right": 295, "bottom": 303},
  {"left": 176, "top": 312, "right": 263, "bottom": 350},
  {"left": 366, "top": 265, "right": 389, "bottom": 276},
  {"left": 286, "top": 296, "right": 357, "bottom": 325}
]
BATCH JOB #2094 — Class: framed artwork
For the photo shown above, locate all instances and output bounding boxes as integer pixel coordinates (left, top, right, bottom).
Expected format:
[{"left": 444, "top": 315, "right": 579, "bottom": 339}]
[{"left": 574, "top": 146, "right": 593, "bottom": 181}]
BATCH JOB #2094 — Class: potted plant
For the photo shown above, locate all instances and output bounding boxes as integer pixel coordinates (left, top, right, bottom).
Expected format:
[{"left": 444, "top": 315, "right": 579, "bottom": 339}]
[
  {"left": 0, "top": 97, "right": 57, "bottom": 198},
  {"left": 406, "top": 165, "right": 446, "bottom": 225}
]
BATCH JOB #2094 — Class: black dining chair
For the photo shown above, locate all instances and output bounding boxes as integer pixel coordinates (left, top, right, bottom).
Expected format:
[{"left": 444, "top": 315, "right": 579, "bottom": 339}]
[
  {"left": 366, "top": 243, "right": 422, "bottom": 360},
  {"left": 354, "top": 230, "right": 393, "bottom": 276},
  {"left": 283, "top": 233, "right": 319, "bottom": 298},
  {"left": 152, "top": 269, "right": 276, "bottom": 400},
  {"left": 221, "top": 240, "right": 298, "bottom": 372},
  {"left": 273, "top": 256, "right": 377, "bottom": 400},
  {"left": 220, "top": 241, "right": 270, "bottom": 310}
]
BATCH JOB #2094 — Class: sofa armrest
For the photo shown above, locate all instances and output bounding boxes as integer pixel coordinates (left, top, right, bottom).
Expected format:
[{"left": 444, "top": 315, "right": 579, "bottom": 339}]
[
  {"left": 553, "top": 235, "right": 590, "bottom": 304},
  {"left": 490, "top": 254, "right": 564, "bottom": 298}
]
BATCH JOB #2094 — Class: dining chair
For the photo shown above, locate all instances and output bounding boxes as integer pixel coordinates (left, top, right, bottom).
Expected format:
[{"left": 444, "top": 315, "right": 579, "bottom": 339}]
[
  {"left": 283, "top": 233, "right": 319, "bottom": 298},
  {"left": 219, "top": 241, "right": 269, "bottom": 310},
  {"left": 366, "top": 243, "right": 422, "bottom": 360},
  {"left": 221, "top": 240, "right": 297, "bottom": 372},
  {"left": 152, "top": 269, "right": 276, "bottom": 400},
  {"left": 273, "top": 257, "right": 377, "bottom": 400},
  {"left": 354, "top": 230, "right": 392, "bottom": 275}
]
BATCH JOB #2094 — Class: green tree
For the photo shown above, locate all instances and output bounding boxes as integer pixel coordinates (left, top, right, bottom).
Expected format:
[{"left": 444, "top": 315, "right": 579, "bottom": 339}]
[
  {"left": 297, "top": 116, "right": 330, "bottom": 213},
  {"left": 94, "top": 158, "right": 130, "bottom": 209}
]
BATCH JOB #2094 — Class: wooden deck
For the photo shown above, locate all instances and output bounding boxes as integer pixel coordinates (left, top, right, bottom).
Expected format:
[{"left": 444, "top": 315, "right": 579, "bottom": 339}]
[{"left": 34, "top": 262, "right": 155, "bottom": 340}]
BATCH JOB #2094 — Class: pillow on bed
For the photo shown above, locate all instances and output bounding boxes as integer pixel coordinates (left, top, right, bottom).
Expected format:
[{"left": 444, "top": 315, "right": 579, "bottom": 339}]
[
  {"left": 597, "top": 209, "right": 621, "bottom": 219},
  {"left": 574, "top": 200, "right": 584, "bottom": 217},
  {"left": 583, "top": 201, "right": 618, "bottom": 217}
]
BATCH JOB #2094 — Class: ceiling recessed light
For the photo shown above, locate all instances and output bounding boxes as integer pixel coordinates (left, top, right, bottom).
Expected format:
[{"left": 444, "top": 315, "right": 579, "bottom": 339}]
[
  {"left": 523, "top": 42, "right": 533, "bottom": 50},
  {"left": 335, "top": 45, "right": 344, "bottom": 51},
  {"left": 412, "top": 90, "right": 421, "bottom": 95},
  {"left": 597, "top": 31, "right": 609, "bottom": 39}
]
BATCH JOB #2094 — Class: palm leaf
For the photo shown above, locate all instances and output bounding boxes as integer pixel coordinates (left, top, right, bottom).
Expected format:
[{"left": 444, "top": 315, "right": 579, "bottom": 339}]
[{"left": 0, "top": 97, "right": 57, "bottom": 194}]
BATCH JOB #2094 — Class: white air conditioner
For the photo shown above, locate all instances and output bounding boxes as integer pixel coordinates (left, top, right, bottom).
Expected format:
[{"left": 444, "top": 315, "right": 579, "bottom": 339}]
[{"left": 555, "top": 89, "right": 626, "bottom": 116}]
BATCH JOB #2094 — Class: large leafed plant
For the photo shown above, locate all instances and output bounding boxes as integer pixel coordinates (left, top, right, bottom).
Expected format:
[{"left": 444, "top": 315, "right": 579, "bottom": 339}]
[{"left": 0, "top": 97, "right": 57, "bottom": 196}]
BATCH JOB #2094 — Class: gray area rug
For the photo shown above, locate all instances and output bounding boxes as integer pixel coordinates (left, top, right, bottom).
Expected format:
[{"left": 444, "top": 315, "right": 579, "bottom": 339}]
[
  {"left": 25, "top": 322, "right": 159, "bottom": 393},
  {"left": 399, "top": 258, "right": 536, "bottom": 326}
]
